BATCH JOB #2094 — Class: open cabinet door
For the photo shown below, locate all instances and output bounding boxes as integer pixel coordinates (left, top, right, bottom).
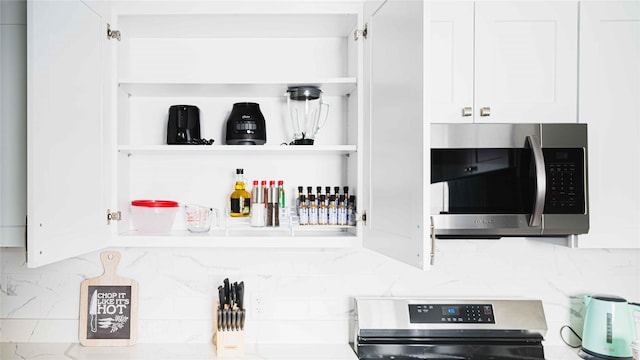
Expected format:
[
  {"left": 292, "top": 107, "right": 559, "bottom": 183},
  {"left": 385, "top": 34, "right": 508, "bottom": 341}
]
[
  {"left": 363, "top": 0, "right": 431, "bottom": 270},
  {"left": 27, "top": 0, "right": 111, "bottom": 268}
]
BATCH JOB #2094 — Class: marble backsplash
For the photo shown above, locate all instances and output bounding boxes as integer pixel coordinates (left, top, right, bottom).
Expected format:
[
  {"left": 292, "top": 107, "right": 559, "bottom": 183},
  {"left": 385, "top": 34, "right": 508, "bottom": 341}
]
[{"left": 1, "top": 239, "right": 639, "bottom": 345}]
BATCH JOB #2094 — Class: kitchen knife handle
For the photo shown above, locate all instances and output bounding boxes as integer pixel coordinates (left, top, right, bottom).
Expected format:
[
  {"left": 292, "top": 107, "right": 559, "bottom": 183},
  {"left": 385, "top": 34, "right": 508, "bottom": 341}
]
[
  {"left": 237, "top": 281, "right": 244, "bottom": 309},
  {"left": 223, "top": 278, "right": 230, "bottom": 306},
  {"left": 90, "top": 314, "right": 97, "bottom": 333},
  {"left": 218, "top": 286, "right": 225, "bottom": 308},
  {"left": 230, "top": 283, "right": 236, "bottom": 308}
]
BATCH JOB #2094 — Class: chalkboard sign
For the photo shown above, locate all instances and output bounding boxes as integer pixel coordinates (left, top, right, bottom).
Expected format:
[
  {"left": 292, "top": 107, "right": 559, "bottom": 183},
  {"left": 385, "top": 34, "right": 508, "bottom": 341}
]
[
  {"left": 79, "top": 251, "right": 138, "bottom": 346},
  {"left": 85, "top": 285, "right": 132, "bottom": 339}
]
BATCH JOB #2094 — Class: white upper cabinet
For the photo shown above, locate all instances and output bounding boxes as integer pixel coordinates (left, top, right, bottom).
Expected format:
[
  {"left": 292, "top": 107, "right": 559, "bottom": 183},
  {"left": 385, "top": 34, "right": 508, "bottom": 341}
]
[
  {"left": 429, "top": 2, "right": 474, "bottom": 124},
  {"left": 475, "top": 2, "right": 578, "bottom": 123},
  {"left": 27, "top": 0, "right": 112, "bottom": 267},
  {"left": 26, "top": 0, "right": 434, "bottom": 269},
  {"left": 430, "top": 1, "right": 578, "bottom": 124},
  {"left": 577, "top": 1, "right": 640, "bottom": 249}
]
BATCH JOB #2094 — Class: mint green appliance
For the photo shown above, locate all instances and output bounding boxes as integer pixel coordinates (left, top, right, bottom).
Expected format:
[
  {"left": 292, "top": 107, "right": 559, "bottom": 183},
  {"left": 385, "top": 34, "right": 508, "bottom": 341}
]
[{"left": 579, "top": 295, "right": 640, "bottom": 359}]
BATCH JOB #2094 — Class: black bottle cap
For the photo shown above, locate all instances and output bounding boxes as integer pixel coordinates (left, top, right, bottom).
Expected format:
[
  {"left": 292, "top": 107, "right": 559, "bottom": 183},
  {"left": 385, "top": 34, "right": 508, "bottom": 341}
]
[
  {"left": 236, "top": 168, "right": 244, "bottom": 174},
  {"left": 309, "top": 195, "right": 316, "bottom": 202},
  {"left": 317, "top": 186, "right": 322, "bottom": 192},
  {"left": 319, "top": 195, "right": 326, "bottom": 202},
  {"left": 300, "top": 195, "right": 306, "bottom": 202},
  {"left": 334, "top": 186, "right": 340, "bottom": 193},
  {"left": 307, "top": 186, "right": 312, "bottom": 193},
  {"left": 343, "top": 186, "right": 349, "bottom": 193},
  {"left": 325, "top": 186, "right": 331, "bottom": 192},
  {"left": 298, "top": 186, "right": 303, "bottom": 192}
]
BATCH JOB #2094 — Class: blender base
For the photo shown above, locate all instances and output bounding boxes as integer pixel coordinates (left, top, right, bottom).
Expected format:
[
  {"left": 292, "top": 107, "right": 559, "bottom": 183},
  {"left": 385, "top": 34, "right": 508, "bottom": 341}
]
[{"left": 292, "top": 139, "right": 315, "bottom": 145}]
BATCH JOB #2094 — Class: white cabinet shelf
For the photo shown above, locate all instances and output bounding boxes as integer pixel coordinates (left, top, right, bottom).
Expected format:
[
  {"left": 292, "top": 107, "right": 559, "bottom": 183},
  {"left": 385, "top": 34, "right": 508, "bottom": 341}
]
[
  {"left": 115, "top": 227, "right": 360, "bottom": 249},
  {"left": 113, "top": 235, "right": 361, "bottom": 249},
  {"left": 118, "top": 78, "right": 358, "bottom": 98},
  {"left": 118, "top": 145, "right": 357, "bottom": 155}
]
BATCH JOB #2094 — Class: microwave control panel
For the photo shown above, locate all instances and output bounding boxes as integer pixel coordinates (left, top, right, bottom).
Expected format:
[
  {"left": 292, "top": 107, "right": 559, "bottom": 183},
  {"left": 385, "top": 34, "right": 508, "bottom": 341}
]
[
  {"left": 543, "top": 148, "right": 585, "bottom": 214},
  {"left": 409, "top": 304, "right": 496, "bottom": 324}
]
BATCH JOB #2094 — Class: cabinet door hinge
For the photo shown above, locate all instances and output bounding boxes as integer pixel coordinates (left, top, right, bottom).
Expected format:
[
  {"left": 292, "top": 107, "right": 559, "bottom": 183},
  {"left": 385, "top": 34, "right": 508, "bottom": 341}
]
[
  {"left": 107, "top": 24, "right": 121, "bottom": 41},
  {"left": 107, "top": 210, "right": 122, "bottom": 224},
  {"left": 354, "top": 23, "right": 368, "bottom": 41},
  {"left": 357, "top": 211, "right": 367, "bottom": 224}
]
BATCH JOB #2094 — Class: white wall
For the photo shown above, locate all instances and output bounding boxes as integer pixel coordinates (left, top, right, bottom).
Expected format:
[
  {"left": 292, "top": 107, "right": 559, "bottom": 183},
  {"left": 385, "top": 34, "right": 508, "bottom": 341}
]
[{"left": 1, "top": 240, "right": 639, "bottom": 345}]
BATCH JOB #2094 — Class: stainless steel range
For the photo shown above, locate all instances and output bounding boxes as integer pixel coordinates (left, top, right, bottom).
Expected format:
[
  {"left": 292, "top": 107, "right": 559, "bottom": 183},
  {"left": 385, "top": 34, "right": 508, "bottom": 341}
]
[{"left": 352, "top": 298, "right": 548, "bottom": 360}]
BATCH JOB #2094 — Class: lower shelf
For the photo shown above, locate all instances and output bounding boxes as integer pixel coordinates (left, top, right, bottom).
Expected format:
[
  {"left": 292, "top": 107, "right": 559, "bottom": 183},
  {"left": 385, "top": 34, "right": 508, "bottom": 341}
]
[{"left": 113, "top": 227, "right": 360, "bottom": 248}]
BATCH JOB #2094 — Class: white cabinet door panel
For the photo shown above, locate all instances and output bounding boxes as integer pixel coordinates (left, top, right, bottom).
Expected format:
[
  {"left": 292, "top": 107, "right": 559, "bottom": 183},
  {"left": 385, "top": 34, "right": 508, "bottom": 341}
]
[
  {"left": 27, "top": 0, "right": 109, "bottom": 267},
  {"left": 578, "top": 1, "right": 640, "bottom": 248},
  {"left": 429, "top": 2, "right": 474, "bottom": 124},
  {"left": 364, "top": 0, "right": 430, "bottom": 270},
  {"left": 474, "top": 2, "right": 578, "bottom": 123},
  {"left": 1, "top": 23, "right": 27, "bottom": 247}
]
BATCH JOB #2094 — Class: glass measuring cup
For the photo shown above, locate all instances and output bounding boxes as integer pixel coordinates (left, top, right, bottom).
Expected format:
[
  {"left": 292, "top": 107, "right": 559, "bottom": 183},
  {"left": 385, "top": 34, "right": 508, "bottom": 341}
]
[{"left": 184, "top": 204, "right": 218, "bottom": 233}]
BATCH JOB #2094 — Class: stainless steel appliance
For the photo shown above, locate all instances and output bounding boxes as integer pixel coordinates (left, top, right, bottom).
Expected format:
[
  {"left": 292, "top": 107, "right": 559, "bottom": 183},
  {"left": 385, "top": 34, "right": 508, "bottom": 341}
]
[
  {"left": 352, "top": 297, "right": 548, "bottom": 360},
  {"left": 431, "top": 123, "right": 588, "bottom": 238}
]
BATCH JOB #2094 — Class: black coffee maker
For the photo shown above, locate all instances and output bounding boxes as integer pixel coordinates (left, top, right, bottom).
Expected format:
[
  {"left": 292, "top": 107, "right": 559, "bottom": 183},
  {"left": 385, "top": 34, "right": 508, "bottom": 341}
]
[{"left": 167, "top": 105, "right": 213, "bottom": 145}]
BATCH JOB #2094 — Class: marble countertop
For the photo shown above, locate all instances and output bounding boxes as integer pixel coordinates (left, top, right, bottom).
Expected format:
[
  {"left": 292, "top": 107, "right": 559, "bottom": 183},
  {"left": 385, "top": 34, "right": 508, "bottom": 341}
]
[{"left": 1, "top": 342, "right": 582, "bottom": 359}]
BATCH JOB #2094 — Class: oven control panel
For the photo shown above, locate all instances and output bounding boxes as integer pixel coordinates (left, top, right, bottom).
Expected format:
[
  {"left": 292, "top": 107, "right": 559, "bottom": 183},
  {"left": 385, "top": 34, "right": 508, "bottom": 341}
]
[{"left": 409, "top": 304, "right": 496, "bottom": 324}]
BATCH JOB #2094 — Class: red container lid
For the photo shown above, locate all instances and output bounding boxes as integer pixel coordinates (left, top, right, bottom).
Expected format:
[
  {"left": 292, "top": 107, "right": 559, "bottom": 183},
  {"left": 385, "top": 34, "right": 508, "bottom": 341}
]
[{"left": 131, "top": 200, "right": 179, "bottom": 208}]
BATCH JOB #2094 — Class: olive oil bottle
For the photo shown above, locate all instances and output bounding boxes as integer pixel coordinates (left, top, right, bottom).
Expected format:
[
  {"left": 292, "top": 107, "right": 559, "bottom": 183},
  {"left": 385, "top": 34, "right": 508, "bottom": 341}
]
[{"left": 230, "top": 168, "right": 251, "bottom": 217}]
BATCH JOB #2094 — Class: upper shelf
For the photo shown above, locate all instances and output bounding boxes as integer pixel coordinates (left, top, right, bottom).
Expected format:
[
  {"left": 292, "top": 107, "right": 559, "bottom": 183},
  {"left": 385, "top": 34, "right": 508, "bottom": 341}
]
[
  {"left": 118, "top": 78, "right": 358, "bottom": 97},
  {"left": 118, "top": 145, "right": 357, "bottom": 155},
  {"left": 117, "top": 13, "right": 359, "bottom": 38}
]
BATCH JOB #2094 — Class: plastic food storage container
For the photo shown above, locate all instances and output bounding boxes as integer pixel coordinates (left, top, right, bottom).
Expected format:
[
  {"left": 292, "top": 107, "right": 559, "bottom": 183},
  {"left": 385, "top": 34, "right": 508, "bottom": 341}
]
[{"left": 131, "top": 200, "right": 179, "bottom": 234}]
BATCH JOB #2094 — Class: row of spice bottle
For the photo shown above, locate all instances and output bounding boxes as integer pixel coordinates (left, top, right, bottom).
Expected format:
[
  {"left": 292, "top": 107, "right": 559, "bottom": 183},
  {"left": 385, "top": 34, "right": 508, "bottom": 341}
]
[
  {"left": 229, "top": 169, "right": 357, "bottom": 227},
  {"left": 296, "top": 186, "right": 356, "bottom": 226}
]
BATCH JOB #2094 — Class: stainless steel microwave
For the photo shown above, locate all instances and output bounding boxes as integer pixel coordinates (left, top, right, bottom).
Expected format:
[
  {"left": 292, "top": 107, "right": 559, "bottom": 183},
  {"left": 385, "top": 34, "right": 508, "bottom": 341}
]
[{"left": 431, "top": 123, "right": 588, "bottom": 238}]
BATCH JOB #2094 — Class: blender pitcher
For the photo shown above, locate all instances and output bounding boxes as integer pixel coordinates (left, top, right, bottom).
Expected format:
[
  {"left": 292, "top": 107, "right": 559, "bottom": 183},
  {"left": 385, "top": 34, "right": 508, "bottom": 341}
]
[{"left": 285, "top": 86, "right": 329, "bottom": 145}]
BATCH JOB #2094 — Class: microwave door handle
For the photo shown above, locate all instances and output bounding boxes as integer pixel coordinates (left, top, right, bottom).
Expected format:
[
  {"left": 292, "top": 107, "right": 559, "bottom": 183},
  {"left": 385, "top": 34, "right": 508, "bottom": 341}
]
[{"left": 527, "top": 135, "right": 546, "bottom": 227}]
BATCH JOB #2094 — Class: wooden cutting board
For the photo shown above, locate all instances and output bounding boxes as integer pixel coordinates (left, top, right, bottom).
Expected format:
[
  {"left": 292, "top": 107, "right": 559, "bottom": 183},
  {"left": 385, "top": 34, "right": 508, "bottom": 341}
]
[{"left": 79, "top": 251, "right": 138, "bottom": 346}]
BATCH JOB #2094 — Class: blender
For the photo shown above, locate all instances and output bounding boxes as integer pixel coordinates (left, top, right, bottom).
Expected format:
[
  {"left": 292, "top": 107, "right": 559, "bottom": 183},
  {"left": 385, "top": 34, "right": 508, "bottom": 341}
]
[{"left": 285, "top": 86, "right": 329, "bottom": 145}]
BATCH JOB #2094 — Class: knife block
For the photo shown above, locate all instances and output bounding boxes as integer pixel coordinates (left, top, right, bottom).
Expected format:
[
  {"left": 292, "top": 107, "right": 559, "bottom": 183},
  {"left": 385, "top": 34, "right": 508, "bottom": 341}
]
[{"left": 214, "top": 302, "right": 245, "bottom": 357}]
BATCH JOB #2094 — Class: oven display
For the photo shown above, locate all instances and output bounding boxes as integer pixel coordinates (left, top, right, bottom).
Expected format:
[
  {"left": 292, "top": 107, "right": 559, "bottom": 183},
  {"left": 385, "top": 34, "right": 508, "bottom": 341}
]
[{"left": 409, "top": 304, "right": 496, "bottom": 324}]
